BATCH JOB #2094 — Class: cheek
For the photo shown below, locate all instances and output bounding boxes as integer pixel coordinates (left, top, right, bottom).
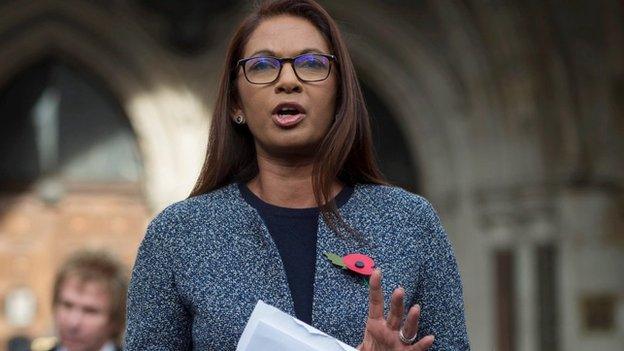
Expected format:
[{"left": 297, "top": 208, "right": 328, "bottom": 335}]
[
  {"left": 83, "top": 313, "right": 110, "bottom": 333},
  {"left": 237, "top": 80, "right": 260, "bottom": 108},
  {"left": 237, "top": 89, "right": 266, "bottom": 124},
  {"left": 54, "top": 307, "right": 68, "bottom": 325},
  {"left": 316, "top": 84, "right": 338, "bottom": 118},
  {"left": 323, "top": 75, "right": 338, "bottom": 108}
]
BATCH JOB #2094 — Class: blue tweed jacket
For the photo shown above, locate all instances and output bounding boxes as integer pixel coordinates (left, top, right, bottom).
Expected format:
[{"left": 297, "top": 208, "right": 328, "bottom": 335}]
[{"left": 125, "top": 183, "right": 470, "bottom": 350}]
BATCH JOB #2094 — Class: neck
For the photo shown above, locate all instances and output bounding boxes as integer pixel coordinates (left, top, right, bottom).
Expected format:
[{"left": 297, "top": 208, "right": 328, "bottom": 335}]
[{"left": 247, "top": 153, "right": 342, "bottom": 208}]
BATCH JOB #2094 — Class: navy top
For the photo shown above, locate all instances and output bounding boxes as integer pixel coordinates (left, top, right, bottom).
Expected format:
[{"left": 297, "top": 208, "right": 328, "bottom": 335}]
[{"left": 238, "top": 183, "right": 354, "bottom": 324}]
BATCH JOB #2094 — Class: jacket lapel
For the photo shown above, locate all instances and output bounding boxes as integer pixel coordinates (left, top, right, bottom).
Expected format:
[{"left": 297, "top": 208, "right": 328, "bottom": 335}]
[
  {"left": 312, "top": 191, "right": 376, "bottom": 346},
  {"left": 233, "top": 187, "right": 296, "bottom": 316}
]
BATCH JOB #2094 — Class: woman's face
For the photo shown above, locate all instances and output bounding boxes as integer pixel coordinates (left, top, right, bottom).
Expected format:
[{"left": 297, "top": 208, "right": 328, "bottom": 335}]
[{"left": 235, "top": 15, "right": 338, "bottom": 159}]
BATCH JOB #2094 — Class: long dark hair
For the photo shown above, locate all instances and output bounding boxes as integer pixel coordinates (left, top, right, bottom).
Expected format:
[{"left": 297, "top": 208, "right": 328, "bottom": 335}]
[{"left": 190, "top": 0, "right": 386, "bottom": 238}]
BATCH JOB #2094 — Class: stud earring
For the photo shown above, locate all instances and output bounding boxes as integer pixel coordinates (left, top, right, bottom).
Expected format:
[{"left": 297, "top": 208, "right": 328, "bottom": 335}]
[{"left": 234, "top": 114, "right": 245, "bottom": 124}]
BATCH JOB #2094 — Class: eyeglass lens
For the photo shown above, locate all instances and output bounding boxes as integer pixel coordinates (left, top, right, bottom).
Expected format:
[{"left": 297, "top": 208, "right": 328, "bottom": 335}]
[{"left": 244, "top": 54, "right": 331, "bottom": 83}]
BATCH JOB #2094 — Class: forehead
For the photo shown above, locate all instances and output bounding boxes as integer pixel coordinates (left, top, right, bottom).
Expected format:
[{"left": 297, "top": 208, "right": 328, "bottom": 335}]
[
  {"left": 244, "top": 15, "right": 331, "bottom": 57},
  {"left": 58, "top": 276, "right": 111, "bottom": 308}
]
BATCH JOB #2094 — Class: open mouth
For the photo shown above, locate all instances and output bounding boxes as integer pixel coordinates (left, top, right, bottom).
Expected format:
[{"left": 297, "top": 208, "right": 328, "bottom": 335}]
[
  {"left": 278, "top": 107, "right": 301, "bottom": 115},
  {"left": 272, "top": 103, "right": 306, "bottom": 128}
]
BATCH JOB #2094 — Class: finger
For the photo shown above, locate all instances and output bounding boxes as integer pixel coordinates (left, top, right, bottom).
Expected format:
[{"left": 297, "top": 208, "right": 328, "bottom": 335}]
[
  {"left": 367, "top": 269, "right": 384, "bottom": 320},
  {"left": 401, "top": 304, "right": 421, "bottom": 340},
  {"left": 409, "top": 335, "right": 434, "bottom": 351},
  {"left": 386, "top": 287, "right": 404, "bottom": 330}
]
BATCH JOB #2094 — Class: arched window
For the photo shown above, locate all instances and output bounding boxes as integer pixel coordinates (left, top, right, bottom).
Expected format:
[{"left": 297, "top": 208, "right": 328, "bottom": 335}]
[{"left": 0, "top": 58, "right": 142, "bottom": 195}]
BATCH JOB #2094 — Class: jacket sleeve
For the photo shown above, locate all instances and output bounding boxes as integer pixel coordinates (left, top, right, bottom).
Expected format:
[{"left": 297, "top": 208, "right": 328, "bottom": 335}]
[
  {"left": 412, "top": 198, "right": 470, "bottom": 350},
  {"left": 124, "top": 209, "right": 192, "bottom": 350}
]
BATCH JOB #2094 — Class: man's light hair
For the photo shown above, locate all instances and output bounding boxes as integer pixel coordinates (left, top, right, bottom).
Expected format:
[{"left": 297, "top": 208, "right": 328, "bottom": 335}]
[{"left": 52, "top": 250, "right": 128, "bottom": 343}]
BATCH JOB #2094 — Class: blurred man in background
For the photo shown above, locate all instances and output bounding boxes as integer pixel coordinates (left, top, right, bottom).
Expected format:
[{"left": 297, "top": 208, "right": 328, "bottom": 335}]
[{"left": 47, "top": 250, "right": 127, "bottom": 351}]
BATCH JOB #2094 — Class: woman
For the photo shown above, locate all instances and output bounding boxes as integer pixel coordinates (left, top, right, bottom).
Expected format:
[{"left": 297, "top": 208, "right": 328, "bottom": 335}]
[{"left": 125, "top": 1, "right": 470, "bottom": 350}]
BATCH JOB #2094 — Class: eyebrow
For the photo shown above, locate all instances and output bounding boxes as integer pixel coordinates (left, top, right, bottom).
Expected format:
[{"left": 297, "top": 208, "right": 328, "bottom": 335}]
[{"left": 248, "top": 48, "right": 327, "bottom": 57}]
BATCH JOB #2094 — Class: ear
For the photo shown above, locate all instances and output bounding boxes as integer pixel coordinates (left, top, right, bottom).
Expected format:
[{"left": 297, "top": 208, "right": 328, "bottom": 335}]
[
  {"left": 229, "top": 108, "right": 245, "bottom": 125},
  {"left": 231, "top": 107, "right": 243, "bottom": 118},
  {"left": 229, "top": 94, "right": 244, "bottom": 121}
]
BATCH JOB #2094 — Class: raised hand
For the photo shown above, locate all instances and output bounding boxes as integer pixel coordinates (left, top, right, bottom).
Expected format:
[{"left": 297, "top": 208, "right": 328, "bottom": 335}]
[{"left": 357, "top": 269, "right": 434, "bottom": 351}]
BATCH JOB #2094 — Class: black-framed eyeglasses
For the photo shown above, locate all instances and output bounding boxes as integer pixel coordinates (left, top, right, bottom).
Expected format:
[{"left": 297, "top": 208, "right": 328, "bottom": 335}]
[{"left": 236, "top": 53, "right": 336, "bottom": 84}]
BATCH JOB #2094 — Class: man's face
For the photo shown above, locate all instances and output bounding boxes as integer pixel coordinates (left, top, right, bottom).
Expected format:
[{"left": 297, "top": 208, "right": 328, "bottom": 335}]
[{"left": 54, "top": 276, "right": 114, "bottom": 351}]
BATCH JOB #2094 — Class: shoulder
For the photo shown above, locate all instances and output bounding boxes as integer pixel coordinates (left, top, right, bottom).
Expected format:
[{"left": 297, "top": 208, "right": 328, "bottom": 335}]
[
  {"left": 145, "top": 184, "right": 243, "bottom": 241},
  {"left": 151, "top": 183, "right": 240, "bottom": 225},
  {"left": 349, "top": 183, "right": 443, "bottom": 235},
  {"left": 353, "top": 183, "right": 436, "bottom": 216}
]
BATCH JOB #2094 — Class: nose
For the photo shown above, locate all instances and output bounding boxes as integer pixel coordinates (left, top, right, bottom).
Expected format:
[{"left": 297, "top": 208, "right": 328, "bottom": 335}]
[
  {"left": 274, "top": 62, "right": 302, "bottom": 94},
  {"left": 63, "top": 308, "right": 84, "bottom": 331}
]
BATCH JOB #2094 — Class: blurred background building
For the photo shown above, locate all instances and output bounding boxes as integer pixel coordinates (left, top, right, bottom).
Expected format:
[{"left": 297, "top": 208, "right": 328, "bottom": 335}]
[{"left": 0, "top": 0, "right": 622, "bottom": 350}]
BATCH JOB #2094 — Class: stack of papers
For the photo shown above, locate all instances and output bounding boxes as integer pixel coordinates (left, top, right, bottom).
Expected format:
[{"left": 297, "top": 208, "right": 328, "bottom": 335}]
[{"left": 237, "top": 300, "right": 358, "bottom": 351}]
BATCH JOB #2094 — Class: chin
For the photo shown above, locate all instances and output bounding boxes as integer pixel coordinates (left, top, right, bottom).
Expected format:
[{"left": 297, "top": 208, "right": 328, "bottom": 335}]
[
  {"left": 262, "top": 133, "right": 320, "bottom": 153},
  {"left": 63, "top": 343, "right": 85, "bottom": 351},
  {"left": 270, "top": 141, "right": 320, "bottom": 158}
]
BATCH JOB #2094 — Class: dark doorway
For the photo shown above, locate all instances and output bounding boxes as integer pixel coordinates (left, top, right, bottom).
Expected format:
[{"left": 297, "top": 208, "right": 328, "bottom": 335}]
[{"left": 361, "top": 81, "right": 420, "bottom": 193}]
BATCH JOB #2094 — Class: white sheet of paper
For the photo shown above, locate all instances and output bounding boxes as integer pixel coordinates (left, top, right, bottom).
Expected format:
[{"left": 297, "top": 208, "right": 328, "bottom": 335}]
[{"left": 236, "top": 300, "right": 358, "bottom": 351}]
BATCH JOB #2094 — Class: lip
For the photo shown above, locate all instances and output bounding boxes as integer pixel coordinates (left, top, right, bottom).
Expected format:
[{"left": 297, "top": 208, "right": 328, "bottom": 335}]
[{"left": 271, "top": 102, "right": 307, "bottom": 128}]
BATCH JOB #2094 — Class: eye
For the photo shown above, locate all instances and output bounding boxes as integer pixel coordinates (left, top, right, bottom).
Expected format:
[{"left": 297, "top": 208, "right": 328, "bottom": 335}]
[
  {"left": 247, "top": 57, "right": 279, "bottom": 72},
  {"left": 296, "top": 55, "right": 328, "bottom": 70},
  {"left": 83, "top": 306, "right": 101, "bottom": 315},
  {"left": 60, "top": 300, "right": 74, "bottom": 310}
]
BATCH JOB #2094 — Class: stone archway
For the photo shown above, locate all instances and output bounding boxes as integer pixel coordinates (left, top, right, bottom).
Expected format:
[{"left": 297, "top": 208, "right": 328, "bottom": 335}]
[{"left": 0, "top": 0, "right": 211, "bottom": 210}]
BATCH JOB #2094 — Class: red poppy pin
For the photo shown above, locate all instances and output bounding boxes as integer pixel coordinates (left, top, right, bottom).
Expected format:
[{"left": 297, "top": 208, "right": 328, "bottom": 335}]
[{"left": 324, "top": 252, "right": 375, "bottom": 285}]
